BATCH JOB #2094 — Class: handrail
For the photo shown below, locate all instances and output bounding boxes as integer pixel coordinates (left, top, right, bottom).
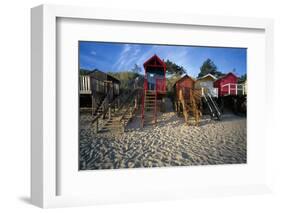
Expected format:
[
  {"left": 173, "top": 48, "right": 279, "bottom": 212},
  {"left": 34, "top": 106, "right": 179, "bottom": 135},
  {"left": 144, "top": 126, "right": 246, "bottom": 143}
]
[
  {"left": 154, "top": 87, "right": 157, "bottom": 124},
  {"left": 141, "top": 90, "right": 145, "bottom": 127},
  {"left": 94, "top": 87, "right": 111, "bottom": 117},
  {"left": 221, "top": 83, "right": 246, "bottom": 96},
  {"left": 119, "top": 89, "right": 139, "bottom": 121},
  {"left": 117, "top": 89, "right": 137, "bottom": 113},
  {"left": 91, "top": 86, "right": 114, "bottom": 132},
  {"left": 207, "top": 93, "right": 221, "bottom": 117}
]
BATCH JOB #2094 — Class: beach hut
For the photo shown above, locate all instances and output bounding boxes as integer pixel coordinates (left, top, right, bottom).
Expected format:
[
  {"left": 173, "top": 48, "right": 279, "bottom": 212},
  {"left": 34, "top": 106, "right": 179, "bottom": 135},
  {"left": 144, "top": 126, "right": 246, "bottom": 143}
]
[
  {"left": 89, "top": 70, "right": 120, "bottom": 98},
  {"left": 79, "top": 70, "right": 121, "bottom": 114},
  {"left": 214, "top": 72, "right": 238, "bottom": 96},
  {"left": 173, "top": 75, "right": 195, "bottom": 100},
  {"left": 141, "top": 54, "right": 166, "bottom": 127},
  {"left": 173, "top": 75, "right": 202, "bottom": 125},
  {"left": 195, "top": 73, "right": 218, "bottom": 97},
  {"left": 143, "top": 54, "right": 166, "bottom": 94}
]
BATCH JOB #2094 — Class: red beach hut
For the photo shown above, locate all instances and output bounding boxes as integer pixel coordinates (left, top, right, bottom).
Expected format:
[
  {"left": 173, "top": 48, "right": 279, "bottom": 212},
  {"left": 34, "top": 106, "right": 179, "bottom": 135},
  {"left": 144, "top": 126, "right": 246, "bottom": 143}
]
[
  {"left": 214, "top": 72, "right": 238, "bottom": 96},
  {"left": 143, "top": 54, "right": 166, "bottom": 94}
]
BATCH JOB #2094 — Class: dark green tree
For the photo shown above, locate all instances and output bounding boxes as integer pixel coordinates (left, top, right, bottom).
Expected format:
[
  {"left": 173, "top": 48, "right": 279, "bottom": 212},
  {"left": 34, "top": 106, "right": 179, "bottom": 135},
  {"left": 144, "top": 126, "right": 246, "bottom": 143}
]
[
  {"left": 238, "top": 73, "right": 247, "bottom": 83},
  {"left": 198, "top": 59, "right": 223, "bottom": 78},
  {"left": 131, "top": 64, "right": 142, "bottom": 73},
  {"left": 165, "top": 60, "right": 186, "bottom": 76}
]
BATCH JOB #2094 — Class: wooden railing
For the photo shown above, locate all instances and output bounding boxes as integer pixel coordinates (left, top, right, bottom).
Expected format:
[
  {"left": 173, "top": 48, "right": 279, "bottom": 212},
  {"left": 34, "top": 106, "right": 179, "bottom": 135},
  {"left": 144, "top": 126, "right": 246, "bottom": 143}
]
[
  {"left": 201, "top": 87, "right": 218, "bottom": 97},
  {"left": 221, "top": 83, "right": 246, "bottom": 96},
  {"left": 141, "top": 77, "right": 165, "bottom": 127},
  {"left": 119, "top": 89, "right": 140, "bottom": 130},
  {"left": 92, "top": 87, "right": 140, "bottom": 134},
  {"left": 141, "top": 89, "right": 145, "bottom": 128},
  {"left": 144, "top": 78, "right": 148, "bottom": 91},
  {"left": 79, "top": 75, "right": 91, "bottom": 94}
]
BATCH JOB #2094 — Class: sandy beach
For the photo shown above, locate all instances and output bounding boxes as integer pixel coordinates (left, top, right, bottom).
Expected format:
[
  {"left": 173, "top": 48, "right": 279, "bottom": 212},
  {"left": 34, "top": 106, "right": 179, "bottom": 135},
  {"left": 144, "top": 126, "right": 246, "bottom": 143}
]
[{"left": 79, "top": 98, "right": 246, "bottom": 170}]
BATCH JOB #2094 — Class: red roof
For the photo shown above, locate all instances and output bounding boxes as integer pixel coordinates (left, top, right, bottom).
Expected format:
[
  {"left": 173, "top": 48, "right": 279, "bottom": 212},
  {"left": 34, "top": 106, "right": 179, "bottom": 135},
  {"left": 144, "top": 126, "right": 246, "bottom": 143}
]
[
  {"left": 215, "top": 72, "right": 237, "bottom": 83},
  {"left": 174, "top": 75, "right": 195, "bottom": 86},
  {"left": 143, "top": 54, "right": 166, "bottom": 69}
]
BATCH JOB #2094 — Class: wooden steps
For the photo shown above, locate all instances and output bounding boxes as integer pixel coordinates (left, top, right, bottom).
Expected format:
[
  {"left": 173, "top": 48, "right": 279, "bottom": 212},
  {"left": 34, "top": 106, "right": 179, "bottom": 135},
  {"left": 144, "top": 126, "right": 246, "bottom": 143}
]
[
  {"left": 178, "top": 88, "right": 202, "bottom": 126},
  {"left": 141, "top": 90, "right": 157, "bottom": 127},
  {"left": 98, "top": 89, "right": 140, "bottom": 133}
]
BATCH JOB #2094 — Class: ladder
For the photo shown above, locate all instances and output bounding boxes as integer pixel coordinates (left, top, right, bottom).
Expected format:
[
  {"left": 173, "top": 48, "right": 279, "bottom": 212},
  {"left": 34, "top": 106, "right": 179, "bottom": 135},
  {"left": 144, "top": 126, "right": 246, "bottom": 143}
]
[
  {"left": 141, "top": 90, "right": 157, "bottom": 127},
  {"left": 202, "top": 90, "right": 221, "bottom": 120}
]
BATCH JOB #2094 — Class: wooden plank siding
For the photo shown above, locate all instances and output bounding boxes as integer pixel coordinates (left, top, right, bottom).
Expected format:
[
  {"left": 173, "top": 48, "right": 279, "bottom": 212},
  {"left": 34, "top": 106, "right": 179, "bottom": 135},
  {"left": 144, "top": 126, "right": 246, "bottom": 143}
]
[
  {"left": 79, "top": 75, "right": 92, "bottom": 94},
  {"left": 195, "top": 74, "right": 218, "bottom": 97},
  {"left": 174, "top": 75, "right": 195, "bottom": 101},
  {"left": 214, "top": 72, "right": 238, "bottom": 96}
]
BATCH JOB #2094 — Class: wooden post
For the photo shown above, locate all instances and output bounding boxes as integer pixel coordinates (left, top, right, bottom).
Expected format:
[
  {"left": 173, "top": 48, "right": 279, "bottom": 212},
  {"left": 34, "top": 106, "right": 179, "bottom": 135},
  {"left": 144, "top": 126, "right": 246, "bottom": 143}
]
[
  {"left": 91, "top": 95, "right": 94, "bottom": 116},
  {"left": 162, "top": 98, "right": 166, "bottom": 112},
  {"left": 235, "top": 84, "right": 238, "bottom": 95},
  {"left": 228, "top": 84, "right": 230, "bottom": 95},
  {"left": 95, "top": 119, "right": 99, "bottom": 134},
  {"left": 91, "top": 95, "right": 95, "bottom": 116},
  {"left": 134, "top": 97, "right": 137, "bottom": 110},
  {"left": 154, "top": 91, "right": 157, "bottom": 124},
  {"left": 108, "top": 104, "right": 111, "bottom": 120},
  {"left": 122, "top": 121, "right": 125, "bottom": 132}
]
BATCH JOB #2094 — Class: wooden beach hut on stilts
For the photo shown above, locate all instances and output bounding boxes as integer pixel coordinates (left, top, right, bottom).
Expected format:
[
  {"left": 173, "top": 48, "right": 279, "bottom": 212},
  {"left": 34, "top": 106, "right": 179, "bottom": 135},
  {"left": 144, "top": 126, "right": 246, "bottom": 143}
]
[
  {"left": 195, "top": 73, "right": 221, "bottom": 119},
  {"left": 141, "top": 54, "right": 166, "bottom": 127},
  {"left": 195, "top": 73, "right": 218, "bottom": 97},
  {"left": 214, "top": 72, "right": 247, "bottom": 114},
  {"left": 79, "top": 70, "right": 121, "bottom": 117},
  {"left": 173, "top": 75, "right": 202, "bottom": 126}
]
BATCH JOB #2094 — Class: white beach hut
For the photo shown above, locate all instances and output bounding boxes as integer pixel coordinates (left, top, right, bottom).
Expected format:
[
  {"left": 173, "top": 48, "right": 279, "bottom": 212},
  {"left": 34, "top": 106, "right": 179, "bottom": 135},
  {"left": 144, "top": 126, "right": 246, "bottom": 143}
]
[{"left": 195, "top": 73, "right": 218, "bottom": 97}]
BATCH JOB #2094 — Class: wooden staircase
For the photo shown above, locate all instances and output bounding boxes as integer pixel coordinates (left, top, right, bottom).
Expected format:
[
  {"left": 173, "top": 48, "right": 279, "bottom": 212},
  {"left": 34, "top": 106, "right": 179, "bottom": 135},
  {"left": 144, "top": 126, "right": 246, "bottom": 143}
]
[
  {"left": 99, "top": 89, "right": 140, "bottom": 133},
  {"left": 100, "top": 108, "right": 133, "bottom": 133},
  {"left": 141, "top": 90, "right": 157, "bottom": 127},
  {"left": 92, "top": 95, "right": 106, "bottom": 116},
  {"left": 179, "top": 88, "right": 202, "bottom": 126}
]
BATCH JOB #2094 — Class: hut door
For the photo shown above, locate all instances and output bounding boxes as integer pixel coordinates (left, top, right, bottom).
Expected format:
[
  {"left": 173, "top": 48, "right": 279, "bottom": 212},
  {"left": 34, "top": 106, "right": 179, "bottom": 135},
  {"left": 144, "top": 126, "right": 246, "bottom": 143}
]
[{"left": 147, "top": 73, "right": 155, "bottom": 90}]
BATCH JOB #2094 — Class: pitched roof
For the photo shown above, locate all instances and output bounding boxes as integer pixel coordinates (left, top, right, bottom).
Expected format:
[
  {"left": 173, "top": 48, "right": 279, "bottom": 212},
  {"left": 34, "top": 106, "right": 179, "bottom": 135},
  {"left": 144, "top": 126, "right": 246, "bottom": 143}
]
[
  {"left": 173, "top": 74, "right": 195, "bottom": 86},
  {"left": 215, "top": 72, "right": 237, "bottom": 82},
  {"left": 197, "top": 73, "right": 217, "bottom": 81},
  {"left": 89, "top": 70, "right": 120, "bottom": 83},
  {"left": 143, "top": 54, "right": 166, "bottom": 69}
]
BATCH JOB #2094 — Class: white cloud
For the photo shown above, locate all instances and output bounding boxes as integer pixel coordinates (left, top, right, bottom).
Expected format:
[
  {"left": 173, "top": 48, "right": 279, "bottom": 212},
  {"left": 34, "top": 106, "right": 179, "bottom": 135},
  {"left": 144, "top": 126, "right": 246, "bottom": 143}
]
[
  {"left": 90, "top": 50, "right": 97, "bottom": 55},
  {"left": 113, "top": 44, "right": 142, "bottom": 71},
  {"left": 112, "top": 44, "right": 196, "bottom": 75}
]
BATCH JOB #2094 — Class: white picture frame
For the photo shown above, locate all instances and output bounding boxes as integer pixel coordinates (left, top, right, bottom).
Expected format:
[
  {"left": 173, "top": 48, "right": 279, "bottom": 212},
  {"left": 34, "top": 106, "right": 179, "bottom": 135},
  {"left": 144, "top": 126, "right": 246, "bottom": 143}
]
[{"left": 31, "top": 4, "right": 274, "bottom": 208}]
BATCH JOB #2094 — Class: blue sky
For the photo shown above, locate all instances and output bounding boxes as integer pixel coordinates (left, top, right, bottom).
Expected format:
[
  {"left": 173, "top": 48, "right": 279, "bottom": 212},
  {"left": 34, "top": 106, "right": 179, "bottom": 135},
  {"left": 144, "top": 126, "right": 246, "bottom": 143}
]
[{"left": 79, "top": 41, "right": 247, "bottom": 77}]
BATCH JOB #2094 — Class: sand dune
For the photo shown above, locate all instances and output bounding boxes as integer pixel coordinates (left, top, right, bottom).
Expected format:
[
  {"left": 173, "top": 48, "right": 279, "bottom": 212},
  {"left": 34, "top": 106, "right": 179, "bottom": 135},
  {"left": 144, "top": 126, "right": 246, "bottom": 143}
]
[{"left": 79, "top": 107, "right": 246, "bottom": 170}]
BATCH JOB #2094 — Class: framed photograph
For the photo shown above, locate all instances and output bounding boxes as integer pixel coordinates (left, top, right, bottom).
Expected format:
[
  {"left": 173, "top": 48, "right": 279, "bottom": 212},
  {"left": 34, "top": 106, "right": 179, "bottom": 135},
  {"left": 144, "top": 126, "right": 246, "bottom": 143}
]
[{"left": 31, "top": 4, "right": 274, "bottom": 208}]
